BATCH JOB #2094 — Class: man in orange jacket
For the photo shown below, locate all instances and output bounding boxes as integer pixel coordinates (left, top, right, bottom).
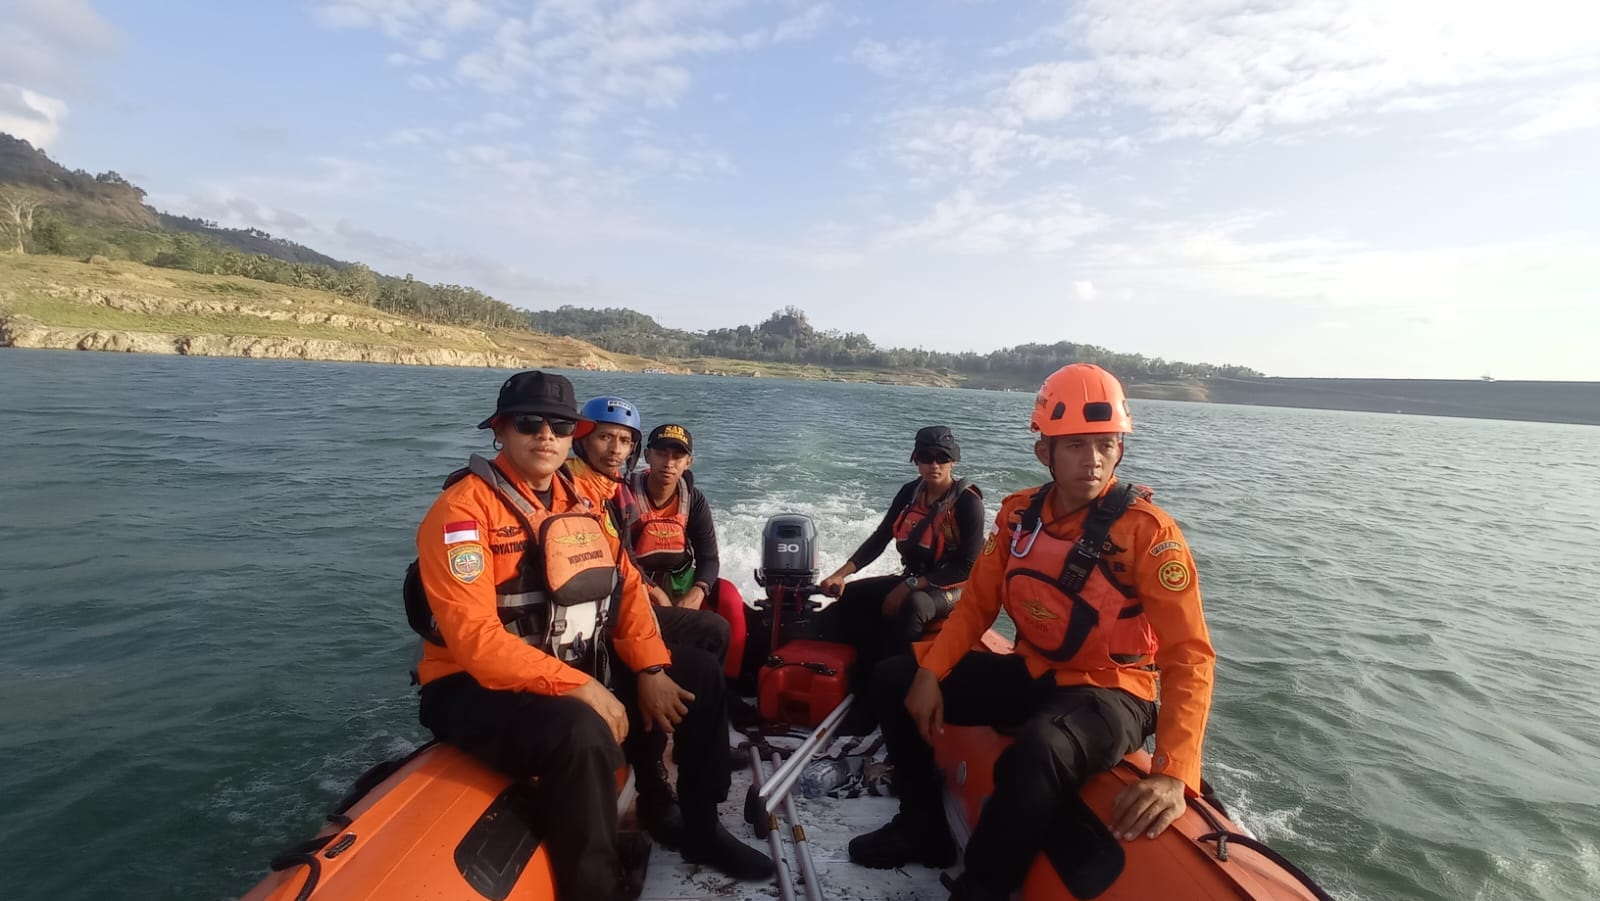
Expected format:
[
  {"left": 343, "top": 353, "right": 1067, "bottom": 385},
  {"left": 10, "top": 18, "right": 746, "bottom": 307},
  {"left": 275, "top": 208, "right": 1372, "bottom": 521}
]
[
  {"left": 410, "top": 371, "right": 771, "bottom": 901},
  {"left": 847, "top": 363, "right": 1216, "bottom": 901}
]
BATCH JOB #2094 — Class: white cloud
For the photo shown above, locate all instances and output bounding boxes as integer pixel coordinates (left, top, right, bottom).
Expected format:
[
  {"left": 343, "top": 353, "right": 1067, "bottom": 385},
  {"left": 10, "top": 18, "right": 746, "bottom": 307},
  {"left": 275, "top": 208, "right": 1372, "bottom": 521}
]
[
  {"left": 319, "top": 0, "right": 840, "bottom": 127},
  {"left": 1073, "top": 280, "right": 1097, "bottom": 302},
  {"left": 1073, "top": 215, "right": 1599, "bottom": 322},
  {"left": 384, "top": 126, "right": 442, "bottom": 145},
  {"left": 887, "top": 188, "right": 1107, "bottom": 255},
  {"left": 774, "top": 4, "right": 845, "bottom": 43},
  {"left": 882, "top": 104, "right": 1103, "bottom": 186},
  {"left": 1004, "top": 60, "right": 1096, "bottom": 123},
  {"left": 0, "top": 0, "right": 119, "bottom": 147},
  {"left": 852, "top": 38, "right": 940, "bottom": 79},
  {"left": 871, "top": 0, "right": 1600, "bottom": 192},
  {"left": 314, "top": 0, "right": 497, "bottom": 38},
  {"left": 1076, "top": 0, "right": 1600, "bottom": 142},
  {"left": 1507, "top": 81, "right": 1600, "bottom": 142},
  {"left": 0, "top": 84, "right": 68, "bottom": 147}
]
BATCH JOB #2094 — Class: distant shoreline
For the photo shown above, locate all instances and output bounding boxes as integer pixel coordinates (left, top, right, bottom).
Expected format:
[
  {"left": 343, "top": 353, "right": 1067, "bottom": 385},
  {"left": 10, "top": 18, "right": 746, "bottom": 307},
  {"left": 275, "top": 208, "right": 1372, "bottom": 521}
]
[
  {"left": 1140, "top": 375, "right": 1599, "bottom": 427},
  {"left": 3, "top": 256, "right": 1593, "bottom": 428}
]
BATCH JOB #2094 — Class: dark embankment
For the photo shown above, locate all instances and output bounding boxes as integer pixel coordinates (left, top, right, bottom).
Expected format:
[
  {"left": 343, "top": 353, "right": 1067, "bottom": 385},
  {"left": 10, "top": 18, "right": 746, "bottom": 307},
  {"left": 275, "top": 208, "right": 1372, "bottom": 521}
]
[{"left": 1199, "top": 377, "right": 1599, "bottom": 426}]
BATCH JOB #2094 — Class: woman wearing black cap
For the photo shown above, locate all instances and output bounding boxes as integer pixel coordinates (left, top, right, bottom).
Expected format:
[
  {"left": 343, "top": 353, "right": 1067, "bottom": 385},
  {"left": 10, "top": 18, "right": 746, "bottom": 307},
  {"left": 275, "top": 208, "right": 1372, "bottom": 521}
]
[{"left": 819, "top": 425, "right": 986, "bottom": 730}]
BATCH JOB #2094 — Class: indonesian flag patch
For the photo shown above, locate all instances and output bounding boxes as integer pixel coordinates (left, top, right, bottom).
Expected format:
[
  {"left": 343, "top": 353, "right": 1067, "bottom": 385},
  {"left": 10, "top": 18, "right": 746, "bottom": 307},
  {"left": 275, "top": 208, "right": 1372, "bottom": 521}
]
[{"left": 443, "top": 520, "right": 481, "bottom": 544}]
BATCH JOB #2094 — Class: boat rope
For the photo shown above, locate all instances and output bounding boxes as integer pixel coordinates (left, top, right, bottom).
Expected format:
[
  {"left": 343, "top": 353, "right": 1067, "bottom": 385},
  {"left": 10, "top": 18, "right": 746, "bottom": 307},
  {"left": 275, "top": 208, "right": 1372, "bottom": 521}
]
[
  {"left": 267, "top": 837, "right": 329, "bottom": 901},
  {"left": 1113, "top": 760, "right": 1336, "bottom": 900},
  {"left": 1191, "top": 831, "right": 1338, "bottom": 901}
]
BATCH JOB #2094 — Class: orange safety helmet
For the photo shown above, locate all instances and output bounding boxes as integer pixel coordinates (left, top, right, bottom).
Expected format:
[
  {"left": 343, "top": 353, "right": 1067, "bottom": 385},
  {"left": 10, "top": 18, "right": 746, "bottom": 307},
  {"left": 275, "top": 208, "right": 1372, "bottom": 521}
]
[{"left": 1030, "top": 363, "right": 1134, "bottom": 436}]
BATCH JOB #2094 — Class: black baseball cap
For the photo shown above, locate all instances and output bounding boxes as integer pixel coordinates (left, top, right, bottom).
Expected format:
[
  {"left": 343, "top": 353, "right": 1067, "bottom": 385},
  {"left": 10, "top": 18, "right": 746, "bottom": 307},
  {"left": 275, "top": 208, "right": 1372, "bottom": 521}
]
[
  {"left": 476, "top": 370, "right": 583, "bottom": 430},
  {"left": 647, "top": 423, "right": 693, "bottom": 454},
  {"left": 911, "top": 425, "right": 961, "bottom": 462}
]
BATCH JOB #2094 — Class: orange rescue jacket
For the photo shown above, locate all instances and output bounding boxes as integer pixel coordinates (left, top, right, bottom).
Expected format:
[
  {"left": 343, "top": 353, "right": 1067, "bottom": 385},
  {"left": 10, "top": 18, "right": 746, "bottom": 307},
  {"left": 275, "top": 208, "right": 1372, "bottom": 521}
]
[
  {"left": 415, "top": 452, "right": 670, "bottom": 696},
  {"left": 917, "top": 478, "right": 1215, "bottom": 792}
]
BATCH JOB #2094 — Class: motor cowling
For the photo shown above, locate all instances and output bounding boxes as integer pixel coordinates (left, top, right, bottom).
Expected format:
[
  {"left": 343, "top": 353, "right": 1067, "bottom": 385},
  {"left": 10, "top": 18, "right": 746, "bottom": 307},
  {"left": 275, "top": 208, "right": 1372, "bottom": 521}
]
[{"left": 757, "top": 513, "right": 819, "bottom": 592}]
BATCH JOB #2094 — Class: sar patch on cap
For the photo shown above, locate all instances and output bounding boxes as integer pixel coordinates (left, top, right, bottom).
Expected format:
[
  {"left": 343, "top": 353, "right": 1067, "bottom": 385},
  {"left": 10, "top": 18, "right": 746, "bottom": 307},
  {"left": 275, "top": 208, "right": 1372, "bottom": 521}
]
[{"left": 648, "top": 422, "right": 693, "bottom": 453}]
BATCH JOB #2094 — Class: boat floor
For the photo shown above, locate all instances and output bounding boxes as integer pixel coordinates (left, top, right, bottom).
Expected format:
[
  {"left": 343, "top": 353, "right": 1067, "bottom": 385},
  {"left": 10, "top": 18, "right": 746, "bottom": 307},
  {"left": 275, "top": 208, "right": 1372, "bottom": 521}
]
[{"left": 636, "top": 728, "right": 949, "bottom": 901}]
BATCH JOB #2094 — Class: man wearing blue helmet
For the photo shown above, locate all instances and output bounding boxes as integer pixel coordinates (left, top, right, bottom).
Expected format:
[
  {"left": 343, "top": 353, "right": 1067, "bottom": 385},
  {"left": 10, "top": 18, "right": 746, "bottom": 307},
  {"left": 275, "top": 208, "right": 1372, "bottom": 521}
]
[{"left": 564, "top": 394, "right": 733, "bottom": 853}]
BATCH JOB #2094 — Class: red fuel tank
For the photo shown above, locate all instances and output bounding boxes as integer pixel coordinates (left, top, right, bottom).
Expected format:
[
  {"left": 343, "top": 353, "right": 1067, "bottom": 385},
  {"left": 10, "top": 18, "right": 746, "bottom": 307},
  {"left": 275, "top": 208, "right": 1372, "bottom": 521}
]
[{"left": 757, "top": 639, "right": 855, "bottom": 727}]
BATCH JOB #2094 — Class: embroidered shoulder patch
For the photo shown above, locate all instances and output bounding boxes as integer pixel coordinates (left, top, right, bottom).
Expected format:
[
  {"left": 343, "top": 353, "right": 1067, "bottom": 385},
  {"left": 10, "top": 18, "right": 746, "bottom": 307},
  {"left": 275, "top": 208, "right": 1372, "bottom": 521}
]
[
  {"left": 601, "top": 512, "right": 619, "bottom": 538},
  {"left": 1157, "top": 560, "right": 1191, "bottom": 591},
  {"left": 1149, "top": 540, "right": 1183, "bottom": 557},
  {"left": 981, "top": 522, "right": 999, "bottom": 556},
  {"left": 448, "top": 544, "right": 486, "bottom": 583}
]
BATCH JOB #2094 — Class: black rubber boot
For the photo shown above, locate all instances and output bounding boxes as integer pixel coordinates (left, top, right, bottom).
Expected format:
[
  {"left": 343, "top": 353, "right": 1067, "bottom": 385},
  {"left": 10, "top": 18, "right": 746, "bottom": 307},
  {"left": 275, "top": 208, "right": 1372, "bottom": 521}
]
[
  {"left": 847, "top": 812, "right": 957, "bottom": 869},
  {"left": 681, "top": 803, "right": 776, "bottom": 881},
  {"left": 635, "top": 761, "right": 686, "bottom": 850}
]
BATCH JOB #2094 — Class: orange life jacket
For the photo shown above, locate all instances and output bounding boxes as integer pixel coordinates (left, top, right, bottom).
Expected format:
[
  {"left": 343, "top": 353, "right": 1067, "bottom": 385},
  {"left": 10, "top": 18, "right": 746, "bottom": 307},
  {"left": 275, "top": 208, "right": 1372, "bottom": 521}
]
[
  {"left": 627, "top": 471, "right": 693, "bottom": 578},
  {"left": 891, "top": 478, "right": 979, "bottom": 573},
  {"left": 1003, "top": 483, "right": 1157, "bottom": 671},
  {"left": 404, "top": 455, "right": 619, "bottom": 676}
]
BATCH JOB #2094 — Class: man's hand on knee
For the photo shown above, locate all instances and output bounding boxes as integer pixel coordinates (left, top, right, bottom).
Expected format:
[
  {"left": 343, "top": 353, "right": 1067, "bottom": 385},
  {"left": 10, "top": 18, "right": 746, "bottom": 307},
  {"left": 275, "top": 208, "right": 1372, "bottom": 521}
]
[
  {"left": 637, "top": 670, "right": 695, "bottom": 733},
  {"left": 567, "top": 678, "right": 629, "bottom": 745},
  {"left": 1109, "top": 774, "right": 1187, "bottom": 840}
]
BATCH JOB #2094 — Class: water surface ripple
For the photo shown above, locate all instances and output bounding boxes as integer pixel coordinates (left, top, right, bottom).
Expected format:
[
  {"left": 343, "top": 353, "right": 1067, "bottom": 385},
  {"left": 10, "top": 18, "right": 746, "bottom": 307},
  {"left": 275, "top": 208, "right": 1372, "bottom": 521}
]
[{"left": 2, "top": 351, "right": 1596, "bottom": 901}]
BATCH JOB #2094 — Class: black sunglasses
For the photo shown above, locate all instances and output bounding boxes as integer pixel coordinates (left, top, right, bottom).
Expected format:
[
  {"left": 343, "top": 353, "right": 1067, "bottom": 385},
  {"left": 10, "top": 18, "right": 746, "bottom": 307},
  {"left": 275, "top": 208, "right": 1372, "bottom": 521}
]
[
  {"left": 510, "top": 414, "right": 579, "bottom": 437},
  {"left": 914, "top": 450, "right": 954, "bottom": 464}
]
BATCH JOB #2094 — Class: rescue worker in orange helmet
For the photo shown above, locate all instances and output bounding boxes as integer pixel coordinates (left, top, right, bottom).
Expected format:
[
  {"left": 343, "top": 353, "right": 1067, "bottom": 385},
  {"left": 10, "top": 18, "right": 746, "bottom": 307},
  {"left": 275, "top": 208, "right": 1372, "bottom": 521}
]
[
  {"left": 846, "top": 364, "right": 1216, "bottom": 901},
  {"left": 819, "top": 425, "right": 985, "bottom": 734},
  {"left": 407, "top": 372, "right": 772, "bottom": 901}
]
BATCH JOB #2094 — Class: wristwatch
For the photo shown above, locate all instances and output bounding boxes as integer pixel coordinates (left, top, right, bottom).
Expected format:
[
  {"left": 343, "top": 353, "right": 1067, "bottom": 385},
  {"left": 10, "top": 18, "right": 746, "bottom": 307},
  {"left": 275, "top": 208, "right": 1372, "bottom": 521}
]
[
  {"left": 641, "top": 664, "right": 666, "bottom": 675},
  {"left": 904, "top": 575, "right": 920, "bottom": 590}
]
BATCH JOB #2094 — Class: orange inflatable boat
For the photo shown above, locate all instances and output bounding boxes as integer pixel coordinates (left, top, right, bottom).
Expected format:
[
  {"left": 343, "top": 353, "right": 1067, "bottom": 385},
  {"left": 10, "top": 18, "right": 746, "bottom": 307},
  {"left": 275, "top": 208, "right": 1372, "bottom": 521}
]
[
  {"left": 241, "top": 510, "right": 1332, "bottom": 901},
  {"left": 918, "top": 631, "right": 1333, "bottom": 901},
  {"left": 934, "top": 725, "right": 1332, "bottom": 900},
  {"left": 240, "top": 742, "right": 631, "bottom": 901}
]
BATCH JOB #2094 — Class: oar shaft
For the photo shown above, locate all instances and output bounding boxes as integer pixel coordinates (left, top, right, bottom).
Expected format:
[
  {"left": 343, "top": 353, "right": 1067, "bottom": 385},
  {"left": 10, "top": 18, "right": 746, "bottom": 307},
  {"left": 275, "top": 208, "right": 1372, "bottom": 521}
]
[
  {"left": 748, "top": 745, "right": 797, "bottom": 901},
  {"left": 758, "top": 695, "right": 854, "bottom": 808},
  {"left": 773, "top": 751, "right": 824, "bottom": 901}
]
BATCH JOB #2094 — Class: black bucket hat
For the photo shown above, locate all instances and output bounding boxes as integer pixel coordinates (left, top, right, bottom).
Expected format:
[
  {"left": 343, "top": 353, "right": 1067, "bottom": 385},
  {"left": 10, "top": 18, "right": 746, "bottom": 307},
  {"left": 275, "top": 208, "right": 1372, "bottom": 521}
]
[
  {"left": 476, "top": 370, "right": 582, "bottom": 430},
  {"left": 911, "top": 425, "right": 961, "bottom": 463}
]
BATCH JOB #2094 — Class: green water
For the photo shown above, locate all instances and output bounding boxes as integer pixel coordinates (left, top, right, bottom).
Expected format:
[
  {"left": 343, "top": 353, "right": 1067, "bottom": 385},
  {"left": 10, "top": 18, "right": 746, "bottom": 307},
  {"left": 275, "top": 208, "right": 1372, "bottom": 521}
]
[{"left": 2, "top": 350, "right": 1597, "bottom": 900}]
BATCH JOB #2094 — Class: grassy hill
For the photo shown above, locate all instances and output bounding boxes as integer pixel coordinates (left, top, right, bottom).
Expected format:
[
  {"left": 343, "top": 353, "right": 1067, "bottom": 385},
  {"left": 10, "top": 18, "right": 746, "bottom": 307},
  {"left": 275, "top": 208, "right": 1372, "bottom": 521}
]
[
  {"left": 0, "top": 254, "right": 963, "bottom": 384},
  {"left": 0, "top": 253, "right": 643, "bottom": 370},
  {"left": 0, "top": 133, "right": 339, "bottom": 265}
]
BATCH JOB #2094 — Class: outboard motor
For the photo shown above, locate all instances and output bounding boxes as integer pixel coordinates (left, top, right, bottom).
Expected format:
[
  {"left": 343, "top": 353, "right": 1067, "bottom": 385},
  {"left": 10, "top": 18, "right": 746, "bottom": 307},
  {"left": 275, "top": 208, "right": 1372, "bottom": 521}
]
[
  {"left": 756, "top": 513, "right": 820, "bottom": 597},
  {"left": 747, "top": 513, "right": 855, "bottom": 727}
]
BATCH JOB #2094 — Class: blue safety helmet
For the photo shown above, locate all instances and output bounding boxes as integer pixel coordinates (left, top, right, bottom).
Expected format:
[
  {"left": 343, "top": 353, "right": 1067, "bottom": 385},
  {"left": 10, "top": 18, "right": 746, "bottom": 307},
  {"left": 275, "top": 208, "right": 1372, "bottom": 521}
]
[
  {"left": 580, "top": 396, "right": 641, "bottom": 439},
  {"left": 578, "top": 395, "right": 643, "bottom": 474}
]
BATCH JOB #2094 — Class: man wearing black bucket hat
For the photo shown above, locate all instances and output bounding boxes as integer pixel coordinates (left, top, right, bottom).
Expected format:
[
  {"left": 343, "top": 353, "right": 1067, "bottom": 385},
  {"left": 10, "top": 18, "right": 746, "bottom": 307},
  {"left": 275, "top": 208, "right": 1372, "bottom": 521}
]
[
  {"left": 818, "top": 425, "right": 986, "bottom": 734},
  {"left": 406, "top": 370, "right": 772, "bottom": 901}
]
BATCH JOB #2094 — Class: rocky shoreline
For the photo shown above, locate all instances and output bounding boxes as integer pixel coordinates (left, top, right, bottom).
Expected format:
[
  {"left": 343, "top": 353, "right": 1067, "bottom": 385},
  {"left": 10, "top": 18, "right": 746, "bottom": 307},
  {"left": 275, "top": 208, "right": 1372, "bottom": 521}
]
[{"left": 0, "top": 316, "right": 550, "bottom": 368}]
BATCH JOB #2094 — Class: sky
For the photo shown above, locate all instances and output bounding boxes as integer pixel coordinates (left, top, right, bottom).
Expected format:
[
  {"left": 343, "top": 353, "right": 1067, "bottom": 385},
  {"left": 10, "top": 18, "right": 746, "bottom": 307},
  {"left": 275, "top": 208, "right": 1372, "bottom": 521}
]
[{"left": 2, "top": 0, "right": 1598, "bottom": 380}]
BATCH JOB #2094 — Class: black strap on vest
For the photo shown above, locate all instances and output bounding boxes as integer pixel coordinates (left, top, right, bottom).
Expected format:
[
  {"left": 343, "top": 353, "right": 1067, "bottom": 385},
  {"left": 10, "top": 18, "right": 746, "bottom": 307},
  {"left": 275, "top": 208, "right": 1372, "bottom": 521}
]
[
  {"left": 1018, "top": 481, "right": 1144, "bottom": 595},
  {"left": 403, "top": 457, "right": 591, "bottom": 647},
  {"left": 901, "top": 478, "right": 978, "bottom": 559}
]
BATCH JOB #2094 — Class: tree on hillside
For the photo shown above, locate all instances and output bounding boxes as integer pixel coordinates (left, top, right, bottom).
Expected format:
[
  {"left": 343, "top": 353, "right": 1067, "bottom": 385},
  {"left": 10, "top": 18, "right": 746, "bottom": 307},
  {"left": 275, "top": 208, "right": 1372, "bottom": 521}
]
[{"left": 0, "top": 190, "right": 42, "bottom": 253}]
